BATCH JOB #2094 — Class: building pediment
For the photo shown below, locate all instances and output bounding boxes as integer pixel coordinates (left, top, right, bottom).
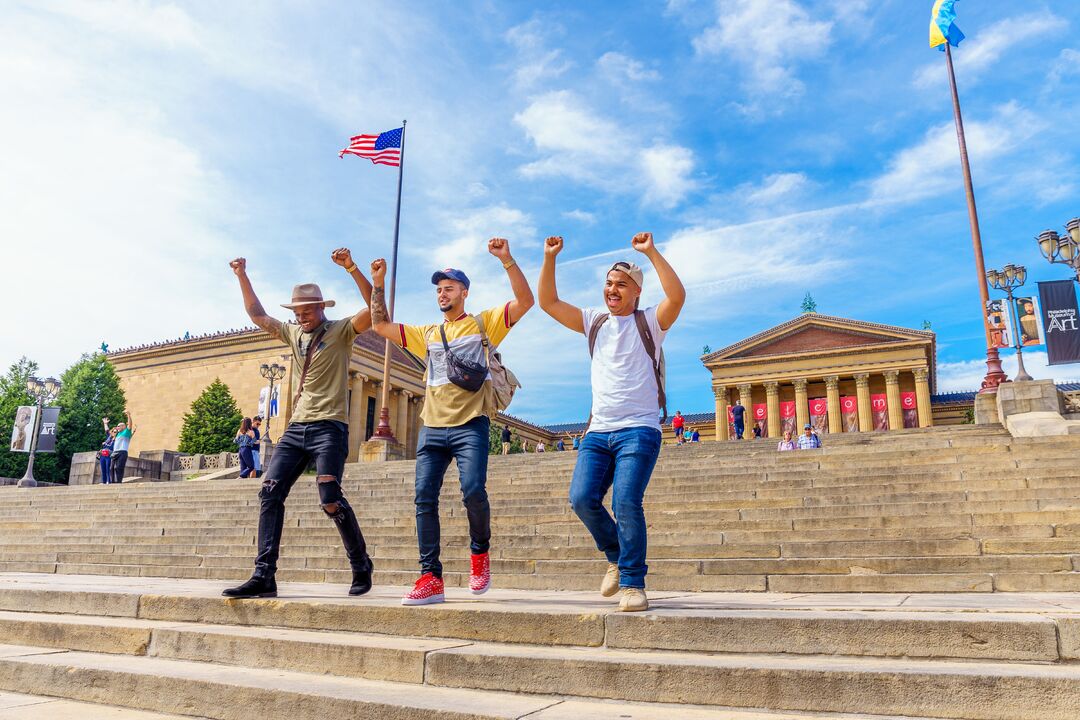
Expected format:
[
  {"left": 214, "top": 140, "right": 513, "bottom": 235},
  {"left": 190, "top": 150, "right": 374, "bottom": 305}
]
[{"left": 705, "top": 314, "right": 934, "bottom": 363}]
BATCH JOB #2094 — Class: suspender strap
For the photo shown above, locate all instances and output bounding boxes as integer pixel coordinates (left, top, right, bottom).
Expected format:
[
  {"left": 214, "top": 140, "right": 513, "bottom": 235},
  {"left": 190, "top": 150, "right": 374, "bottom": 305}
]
[{"left": 293, "top": 325, "right": 328, "bottom": 407}]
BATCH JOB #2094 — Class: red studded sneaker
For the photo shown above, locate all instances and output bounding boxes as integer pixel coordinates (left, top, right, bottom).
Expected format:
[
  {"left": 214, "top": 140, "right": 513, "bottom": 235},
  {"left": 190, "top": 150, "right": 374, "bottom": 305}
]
[
  {"left": 469, "top": 552, "right": 491, "bottom": 595},
  {"left": 401, "top": 573, "right": 445, "bottom": 606}
]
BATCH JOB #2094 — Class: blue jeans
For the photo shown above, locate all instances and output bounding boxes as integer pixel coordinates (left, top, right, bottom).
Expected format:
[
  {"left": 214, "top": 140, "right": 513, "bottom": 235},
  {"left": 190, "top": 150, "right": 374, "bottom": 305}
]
[
  {"left": 99, "top": 455, "right": 111, "bottom": 484},
  {"left": 734, "top": 419, "right": 745, "bottom": 439},
  {"left": 569, "top": 426, "right": 662, "bottom": 589},
  {"left": 414, "top": 415, "right": 490, "bottom": 578}
]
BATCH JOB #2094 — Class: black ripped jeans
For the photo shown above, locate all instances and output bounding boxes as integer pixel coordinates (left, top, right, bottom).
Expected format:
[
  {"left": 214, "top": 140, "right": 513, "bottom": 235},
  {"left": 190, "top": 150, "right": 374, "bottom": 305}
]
[{"left": 252, "top": 420, "right": 371, "bottom": 579}]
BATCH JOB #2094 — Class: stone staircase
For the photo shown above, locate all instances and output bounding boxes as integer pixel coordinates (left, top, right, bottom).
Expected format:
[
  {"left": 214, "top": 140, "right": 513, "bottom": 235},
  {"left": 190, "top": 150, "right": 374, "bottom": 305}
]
[{"left": 0, "top": 424, "right": 1078, "bottom": 593}]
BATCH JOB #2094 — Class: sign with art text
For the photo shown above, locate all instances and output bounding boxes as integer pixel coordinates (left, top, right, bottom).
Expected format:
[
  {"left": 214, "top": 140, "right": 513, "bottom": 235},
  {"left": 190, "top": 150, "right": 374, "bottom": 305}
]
[
  {"left": 35, "top": 407, "right": 60, "bottom": 453},
  {"left": 1038, "top": 280, "right": 1080, "bottom": 366}
]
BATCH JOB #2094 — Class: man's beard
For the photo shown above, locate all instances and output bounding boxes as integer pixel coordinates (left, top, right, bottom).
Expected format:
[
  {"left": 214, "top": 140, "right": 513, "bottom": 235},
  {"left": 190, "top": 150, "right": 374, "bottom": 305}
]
[{"left": 439, "top": 302, "right": 454, "bottom": 312}]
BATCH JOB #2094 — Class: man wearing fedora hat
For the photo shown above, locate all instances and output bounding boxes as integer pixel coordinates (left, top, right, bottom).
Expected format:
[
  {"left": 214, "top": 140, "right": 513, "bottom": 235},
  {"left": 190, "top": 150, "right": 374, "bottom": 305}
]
[
  {"left": 368, "top": 237, "right": 534, "bottom": 605},
  {"left": 222, "top": 248, "right": 375, "bottom": 599}
]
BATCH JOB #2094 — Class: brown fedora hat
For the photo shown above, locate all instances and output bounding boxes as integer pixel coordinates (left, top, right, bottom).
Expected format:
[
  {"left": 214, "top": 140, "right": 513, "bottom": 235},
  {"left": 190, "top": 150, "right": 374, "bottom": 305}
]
[{"left": 280, "top": 283, "right": 336, "bottom": 309}]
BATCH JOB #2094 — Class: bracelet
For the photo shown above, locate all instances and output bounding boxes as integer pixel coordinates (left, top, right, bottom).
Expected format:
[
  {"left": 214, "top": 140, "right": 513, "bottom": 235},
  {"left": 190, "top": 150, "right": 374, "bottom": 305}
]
[
  {"left": 502, "top": 259, "right": 516, "bottom": 270},
  {"left": 345, "top": 264, "right": 357, "bottom": 273}
]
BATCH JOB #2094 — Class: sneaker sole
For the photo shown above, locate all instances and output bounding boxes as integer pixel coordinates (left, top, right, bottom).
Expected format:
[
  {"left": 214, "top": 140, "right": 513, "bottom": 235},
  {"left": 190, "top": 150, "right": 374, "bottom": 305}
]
[
  {"left": 401, "top": 593, "right": 445, "bottom": 606},
  {"left": 470, "top": 582, "right": 490, "bottom": 595},
  {"left": 617, "top": 603, "right": 649, "bottom": 612},
  {"left": 222, "top": 591, "right": 277, "bottom": 599}
]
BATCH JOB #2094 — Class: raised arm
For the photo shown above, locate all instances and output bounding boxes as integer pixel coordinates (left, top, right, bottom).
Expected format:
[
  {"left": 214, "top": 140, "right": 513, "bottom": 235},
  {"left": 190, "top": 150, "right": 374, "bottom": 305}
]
[
  {"left": 368, "top": 259, "right": 405, "bottom": 343},
  {"left": 125, "top": 411, "right": 137, "bottom": 435},
  {"left": 538, "top": 236, "right": 584, "bottom": 334},
  {"left": 632, "top": 232, "right": 685, "bottom": 331},
  {"left": 330, "top": 248, "right": 373, "bottom": 333},
  {"left": 102, "top": 417, "right": 110, "bottom": 433},
  {"left": 487, "top": 238, "right": 534, "bottom": 325},
  {"left": 229, "top": 258, "right": 284, "bottom": 340}
]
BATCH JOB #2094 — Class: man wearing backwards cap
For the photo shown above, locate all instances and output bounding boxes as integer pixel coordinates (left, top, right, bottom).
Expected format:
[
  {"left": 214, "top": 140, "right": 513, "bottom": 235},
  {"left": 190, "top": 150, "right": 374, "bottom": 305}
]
[
  {"left": 369, "top": 238, "right": 534, "bottom": 605},
  {"left": 538, "top": 232, "right": 685, "bottom": 612},
  {"left": 222, "top": 249, "right": 375, "bottom": 600}
]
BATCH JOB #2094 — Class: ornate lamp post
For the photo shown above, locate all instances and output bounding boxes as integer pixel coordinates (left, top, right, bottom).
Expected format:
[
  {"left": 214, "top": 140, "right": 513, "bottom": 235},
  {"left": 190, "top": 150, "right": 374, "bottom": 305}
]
[
  {"left": 986, "top": 265, "right": 1033, "bottom": 382},
  {"left": 1036, "top": 218, "right": 1080, "bottom": 280},
  {"left": 18, "top": 376, "right": 61, "bottom": 488},
  {"left": 258, "top": 362, "right": 286, "bottom": 442}
]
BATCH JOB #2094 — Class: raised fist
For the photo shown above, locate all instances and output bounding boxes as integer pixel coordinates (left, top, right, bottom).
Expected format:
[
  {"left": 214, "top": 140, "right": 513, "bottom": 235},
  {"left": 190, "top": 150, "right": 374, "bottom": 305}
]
[
  {"left": 488, "top": 237, "right": 512, "bottom": 261},
  {"left": 331, "top": 248, "right": 354, "bottom": 268},
  {"left": 631, "top": 232, "right": 654, "bottom": 254},
  {"left": 370, "top": 258, "right": 387, "bottom": 284},
  {"left": 229, "top": 258, "right": 247, "bottom": 276},
  {"left": 544, "top": 236, "right": 564, "bottom": 257}
]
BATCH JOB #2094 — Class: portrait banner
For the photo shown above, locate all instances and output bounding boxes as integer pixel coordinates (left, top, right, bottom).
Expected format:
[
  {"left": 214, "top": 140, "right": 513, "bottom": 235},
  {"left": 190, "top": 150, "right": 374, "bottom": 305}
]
[
  {"left": 985, "top": 298, "right": 1011, "bottom": 349},
  {"left": 871, "top": 393, "right": 889, "bottom": 431},
  {"left": 10, "top": 406, "right": 37, "bottom": 453},
  {"left": 726, "top": 406, "right": 735, "bottom": 438},
  {"left": 808, "top": 397, "right": 828, "bottom": 434},
  {"left": 840, "top": 395, "right": 859, "bottom": 432},
  {"left": 1014, "top": 296, "right": 1045, "bottom": 347},
  {"left": 753, "top": 403, "right": 768, "bottom": 438},
  {"left": 258, "top": 387, "right": 268, "bottom": 418},
  {"left": 901, "top": 391, "right": 918, "bottom": 429},
  {"left": 1038, "top": 280, "right": 1080, "bottom": 365},
  {"left": 780, "top": 400, "right": 797, "bottom": 437}
]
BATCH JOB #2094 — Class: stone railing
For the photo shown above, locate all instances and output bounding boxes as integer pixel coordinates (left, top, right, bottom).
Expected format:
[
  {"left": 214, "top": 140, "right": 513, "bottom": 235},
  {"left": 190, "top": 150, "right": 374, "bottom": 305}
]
[{"left": 69, "top": 444, "right": 273, "bottom": 485}]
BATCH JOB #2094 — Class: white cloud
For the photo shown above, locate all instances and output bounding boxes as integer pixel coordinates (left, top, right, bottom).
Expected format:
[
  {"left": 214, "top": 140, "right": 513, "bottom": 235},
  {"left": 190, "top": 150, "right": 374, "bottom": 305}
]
[
  {"left": 692, "top": 0, "right": 831, "bottom": 102},
  {"left": 563, "top": 209, "right": 597, "bottom": 225},
  {"left": 869, "top": 103, "right": 1045, "bottom": 204},
  {"left": 913, "top": 13, "right": 1066, "bottom": 89},
  {"left": 597, "top": 51, "right": 660, "bottom": 82},
  {"left": 739, "top": 172, "right": 812, "bottom": 206},
  {"left": 937, "top": 351, "right": 1080, "bottom": 393},
  {"left": 1046, "top": 48, "right": 1080, "bottom": 91},
  {"left": 505, "top": 19, "right": 573, "bottom": 89},
  {"left": 640, "top": 145, "right": 697, "bottom": 209}
]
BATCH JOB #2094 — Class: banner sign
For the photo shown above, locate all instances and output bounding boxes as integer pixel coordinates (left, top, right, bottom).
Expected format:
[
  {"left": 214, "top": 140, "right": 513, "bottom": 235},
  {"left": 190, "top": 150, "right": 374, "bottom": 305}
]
[
  {"left": 986, "top": 298, "right": 1011, "bottom": 349},
  {"left": 840, "top": 395, "right": 859, "bottom": 432},
  {"left": 726, "top": 406, "right": 735, "bottom": 438},
  {"left": 258, "top": 385, "right": 281, "bottom": 418},
  {"left": 779, "top": 400, "right": 796, "bottom": 437},
  {"left": 901, "top": 392, "right": 918, "bottom": 429},
  {"left": 808, "top": 397, "right": 828, "bottom": 434},
  {"left": 1014, "top": 296, "right": 1044, "bottom": 346},
  {"left": 9, "top": 406, "right": 37, "bottom": 453},
  {"left": 1038, "top": 280, "right": 1080, "bottom": 366},
  {"left": 753, "top": 403, "right": 768, "bottom": 438},
  {"left": 871, "top": 393, "right": 889, "bottom": 431},
  {"left": 35, "top": 407, "right": 59, "bottom": 453}
]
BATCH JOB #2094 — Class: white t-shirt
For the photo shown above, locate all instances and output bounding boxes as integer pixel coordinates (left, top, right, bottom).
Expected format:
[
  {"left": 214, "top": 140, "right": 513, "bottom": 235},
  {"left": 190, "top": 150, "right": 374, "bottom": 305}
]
[{"left": 582, "top": 305, "right": 667, "bottom": 433}]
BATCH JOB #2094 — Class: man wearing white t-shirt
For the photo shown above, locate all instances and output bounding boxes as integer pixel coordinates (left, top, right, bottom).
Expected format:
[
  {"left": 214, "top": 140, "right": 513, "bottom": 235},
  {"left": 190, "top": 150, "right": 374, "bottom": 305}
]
[{"left": 538, "top": 232, "right": 685, "bottom": 612}]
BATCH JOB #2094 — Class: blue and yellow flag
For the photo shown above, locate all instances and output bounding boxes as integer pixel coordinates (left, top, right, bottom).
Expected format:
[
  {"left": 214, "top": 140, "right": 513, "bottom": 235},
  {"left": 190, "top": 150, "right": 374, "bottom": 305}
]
[{"left": 930, "top": 0, "right": 965, "bottom": 50}]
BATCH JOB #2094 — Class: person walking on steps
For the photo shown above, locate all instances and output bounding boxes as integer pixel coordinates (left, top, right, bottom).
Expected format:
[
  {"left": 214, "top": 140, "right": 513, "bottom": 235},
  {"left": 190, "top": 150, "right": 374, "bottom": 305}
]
[
  {"left": 222, "top": 248, "right": 375, "bottom": 599},
  {"left": 731, "top": 400, "right": 746, "bottom": 440},
  {"left": 538, "top": 232, "right": 685, "bottom": 612},
  {"left": 368, "top": 237, "right": 534, "bottom": 606}
]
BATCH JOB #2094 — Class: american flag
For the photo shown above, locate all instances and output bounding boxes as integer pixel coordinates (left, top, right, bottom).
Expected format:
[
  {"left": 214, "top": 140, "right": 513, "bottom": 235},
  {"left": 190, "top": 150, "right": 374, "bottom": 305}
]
[{"left": 339, "top": 127, "right": 403, "bottom": 167}]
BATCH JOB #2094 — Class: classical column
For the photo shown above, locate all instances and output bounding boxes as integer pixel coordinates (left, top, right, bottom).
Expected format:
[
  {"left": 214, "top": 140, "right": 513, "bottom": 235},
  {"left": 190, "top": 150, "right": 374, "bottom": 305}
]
[
  {"left": 855, "top": 373, "right": 872, "bottom": 433},
  {"left": 825, "top": 375, "right": 842, "bottom": 434},
  {"left": 347, "top": 372, "right": 367, "bottom": 462},
  {"left": 713, "top": 386, "right": 729, "bottom": 441},
  {"left": 793, "top": 378, "right": 809, "bottom": 431},
  {"left": 765, "top": 382, "right": 780, "bottom": 439},
  {"left": 884, "top": 370, "right": 903, "bottom": 431},
  {"left": 913, "top": 367, "right": 933, "bottom": 428}
]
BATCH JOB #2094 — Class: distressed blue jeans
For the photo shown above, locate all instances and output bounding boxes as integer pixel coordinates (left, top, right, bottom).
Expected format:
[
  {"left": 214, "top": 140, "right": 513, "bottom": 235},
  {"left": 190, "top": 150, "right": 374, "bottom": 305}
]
[
  {"left": 569, "top": 427, "right": 662, "bottom": 589},
  {"left": 414, "top": 415, "right": 491, "bottom": 578}
]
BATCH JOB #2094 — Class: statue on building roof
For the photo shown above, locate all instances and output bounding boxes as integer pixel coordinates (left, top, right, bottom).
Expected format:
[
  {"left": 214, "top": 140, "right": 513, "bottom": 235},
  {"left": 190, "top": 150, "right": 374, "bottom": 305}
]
[{"left": 801, "top": 292, "right": 817, "bottom": 314}]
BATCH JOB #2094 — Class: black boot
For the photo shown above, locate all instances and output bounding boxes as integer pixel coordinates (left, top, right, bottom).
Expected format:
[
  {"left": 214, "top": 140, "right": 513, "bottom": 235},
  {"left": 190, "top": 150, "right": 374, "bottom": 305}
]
[
  {"left": 350, "top": 562, "right": 374, "bottom": 596},
  {"left": 222, "top": 575, "right": 277, "bottom": 599}
]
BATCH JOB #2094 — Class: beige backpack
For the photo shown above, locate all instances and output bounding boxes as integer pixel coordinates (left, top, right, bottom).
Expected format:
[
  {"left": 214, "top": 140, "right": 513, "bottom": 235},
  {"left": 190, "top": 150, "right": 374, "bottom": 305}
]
[{"left": 472, "top": 314, "right": 521, "bottom": 414}]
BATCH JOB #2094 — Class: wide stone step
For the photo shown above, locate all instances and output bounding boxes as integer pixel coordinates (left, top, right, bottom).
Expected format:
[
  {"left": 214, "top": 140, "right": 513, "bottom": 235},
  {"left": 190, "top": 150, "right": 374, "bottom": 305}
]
[{"left": 0, "top": 690, "right": 208, "bottom": 719}]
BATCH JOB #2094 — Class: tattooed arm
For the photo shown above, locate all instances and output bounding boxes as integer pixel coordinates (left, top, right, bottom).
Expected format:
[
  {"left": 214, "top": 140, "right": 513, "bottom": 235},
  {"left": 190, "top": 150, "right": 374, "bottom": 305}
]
[
  {"left": 368, "top": 258, "right": 404, "bottom": 343},
  {"left": 229, "top": 258, "right": 284, "bottom": 340},
  {"left": 330, "top": 247, "right": 372, "bottom": 333}
]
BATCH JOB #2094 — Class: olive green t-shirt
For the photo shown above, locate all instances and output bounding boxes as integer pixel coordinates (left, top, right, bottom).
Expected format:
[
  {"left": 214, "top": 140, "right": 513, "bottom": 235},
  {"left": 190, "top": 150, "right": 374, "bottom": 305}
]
[{"left": 280, "top": 319, "right": 356, "bottom": 424}]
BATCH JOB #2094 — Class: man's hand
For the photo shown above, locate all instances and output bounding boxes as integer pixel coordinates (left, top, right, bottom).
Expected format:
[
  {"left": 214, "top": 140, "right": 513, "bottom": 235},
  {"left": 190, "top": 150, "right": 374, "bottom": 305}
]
[
  {"left": 370, "top": 259, "right": 387, "bottom": 285},
  {"left": 631, "top": 232, "right": 654, "bottom": 254},
  {"left": 544, "top": 236, "right": 564, "bottom": 257},
  {"left": 331, "top": 248, "right": 355, "bottom": 269},
  {"left": 488, "top": 237, "right": 512, "bottom": 261},
  {"left": 229, "top": 258, "right": 247, "bottom": 276}
]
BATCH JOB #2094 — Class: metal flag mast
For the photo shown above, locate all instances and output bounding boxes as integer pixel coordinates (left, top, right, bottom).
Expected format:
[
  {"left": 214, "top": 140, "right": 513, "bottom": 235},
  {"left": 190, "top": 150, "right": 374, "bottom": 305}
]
[
  {"left": 372, "top": 119, "right": 407, "bottom": 441},
  {"left": 943, "top": 43, "right": 1007, "bottom": 393}
]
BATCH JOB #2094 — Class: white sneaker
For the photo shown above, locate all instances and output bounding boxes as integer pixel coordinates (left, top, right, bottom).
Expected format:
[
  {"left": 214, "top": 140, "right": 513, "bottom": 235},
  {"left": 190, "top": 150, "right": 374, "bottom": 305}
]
[
  {"left": 600, "top": 563, "right": 620, "bottom": 597},
  {"left": 617, "top": 587, "right": 648, "bottom": 612}
]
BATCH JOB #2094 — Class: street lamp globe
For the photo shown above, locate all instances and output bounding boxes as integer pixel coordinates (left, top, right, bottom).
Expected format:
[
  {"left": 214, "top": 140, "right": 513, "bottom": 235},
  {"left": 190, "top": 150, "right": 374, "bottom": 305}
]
[
  {"left": 1038, "top": 230, "right": 1060, "bottom": 261},
  {"left": 1016, "top": 266, "right": 1027, "bottom": 285},
  {"left": 25, "top": 377, "right": 42, "bottom": 395},
  {"left": 1058, "top": 235, "right": 1078, "bottom": 264},
  {"left": 43, "top": 377, "right": 60, "bottom": 396},
  {"left": 1067, "top": 218, "right": 1080, "bottom": 246}
]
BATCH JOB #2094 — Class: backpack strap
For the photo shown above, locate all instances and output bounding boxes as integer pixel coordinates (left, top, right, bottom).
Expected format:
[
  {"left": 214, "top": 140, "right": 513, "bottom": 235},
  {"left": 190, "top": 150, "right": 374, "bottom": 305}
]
[
  {"left": 633, "top": 310, "right": 667, "bottom": 422},
  {"left": 587, "top": 313, "right": 610, "bottom": 357},
  {"left": 293, "top": 325, "right": 329, "bottom": 407}
]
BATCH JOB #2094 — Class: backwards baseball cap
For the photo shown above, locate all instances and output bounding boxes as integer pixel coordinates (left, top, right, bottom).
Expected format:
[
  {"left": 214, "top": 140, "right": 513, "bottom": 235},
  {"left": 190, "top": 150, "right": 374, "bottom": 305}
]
[
  {"left": 431, "top": 268, "right": 470, "bottom": 290},
  {"left": 608, "top": 261, "right": 643, "bottom": 288}
]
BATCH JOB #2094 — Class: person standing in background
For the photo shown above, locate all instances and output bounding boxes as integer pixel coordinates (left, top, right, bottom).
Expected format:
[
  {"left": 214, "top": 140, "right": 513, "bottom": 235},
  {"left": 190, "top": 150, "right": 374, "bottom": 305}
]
[
  {"left": 98, "top": 418, "right": 117, "bottom": 484},
  {"left": 251, "top": 416, "right": 264, "bottom": 476},
  {"left": 110, "top": 411, "right": 136, "bottom": 484}
]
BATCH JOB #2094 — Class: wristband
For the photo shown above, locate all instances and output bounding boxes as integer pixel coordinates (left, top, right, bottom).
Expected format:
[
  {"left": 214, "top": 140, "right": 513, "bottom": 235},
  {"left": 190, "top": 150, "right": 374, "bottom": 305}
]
[
  {"left": 502, "top": 260, "right": 517, "bottom": 270},
  {"left": 345, "top": 264, "right": 357, "bottom": 273}
]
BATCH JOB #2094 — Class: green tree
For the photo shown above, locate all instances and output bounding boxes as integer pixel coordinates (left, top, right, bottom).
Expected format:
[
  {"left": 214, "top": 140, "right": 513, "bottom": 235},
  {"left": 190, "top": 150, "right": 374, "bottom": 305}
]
[
  {"left": 178, "top": 379, "right": 243, "bottom": 454},
  {"left": 0, "top": 357, "right": 38, "bottom": 479},
  {"left": 488, "top": 423, "right": 523, "bottom": 455},
  {"left": 47, "top": 353, "right": 128, "bottom": 484}
]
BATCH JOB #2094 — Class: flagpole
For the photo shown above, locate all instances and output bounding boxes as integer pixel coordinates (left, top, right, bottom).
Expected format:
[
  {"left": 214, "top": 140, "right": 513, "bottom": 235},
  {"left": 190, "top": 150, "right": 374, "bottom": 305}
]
[
  {"left": 944, "top": 43, "right": 1007, "bottom": 393},
  {"left": 373, "top": 119, "right": 407, "bottom": 441}
]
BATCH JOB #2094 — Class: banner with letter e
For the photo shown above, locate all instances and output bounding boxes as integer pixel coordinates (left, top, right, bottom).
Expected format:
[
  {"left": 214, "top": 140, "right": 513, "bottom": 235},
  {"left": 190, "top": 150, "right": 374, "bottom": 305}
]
[
  {"left": 753, "top": 404, "right": 768, "bottom": 438},
  {"left": 1038, "top": 280, "right": 1080, "bottom": 366}
]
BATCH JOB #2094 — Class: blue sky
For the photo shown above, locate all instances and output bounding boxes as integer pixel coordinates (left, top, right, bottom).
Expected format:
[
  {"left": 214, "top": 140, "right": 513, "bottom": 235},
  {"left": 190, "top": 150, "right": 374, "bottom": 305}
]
[{"left": 2, "top": 0, "right": 1079, "bottom": 424}]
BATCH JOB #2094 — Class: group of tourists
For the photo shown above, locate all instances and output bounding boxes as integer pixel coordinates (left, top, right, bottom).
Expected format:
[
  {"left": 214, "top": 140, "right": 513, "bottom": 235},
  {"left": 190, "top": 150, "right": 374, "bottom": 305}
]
[
  {"left": 222, "top": 232, "right": 684, "bottom": 612},
  {"left": 234, "top": 415, "right": 264, "bottom": 478},
  {"left": 499, "top": 426, "right": 584, "bottom": 454},
  {"left": 97, "top": 413, "right": 136, "bottom": 484},
  {"left": 670, "top": 411, "right": 700, "bottom": 443}
]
